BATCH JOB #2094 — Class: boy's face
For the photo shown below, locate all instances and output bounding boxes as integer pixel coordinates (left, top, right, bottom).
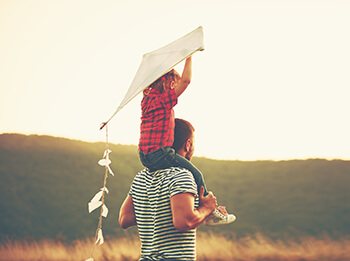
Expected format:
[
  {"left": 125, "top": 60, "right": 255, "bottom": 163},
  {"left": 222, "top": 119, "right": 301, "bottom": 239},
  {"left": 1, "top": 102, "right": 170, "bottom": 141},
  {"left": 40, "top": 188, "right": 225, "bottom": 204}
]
[{"left": 163, "top": 81, "right": 173, "bottom": 92}]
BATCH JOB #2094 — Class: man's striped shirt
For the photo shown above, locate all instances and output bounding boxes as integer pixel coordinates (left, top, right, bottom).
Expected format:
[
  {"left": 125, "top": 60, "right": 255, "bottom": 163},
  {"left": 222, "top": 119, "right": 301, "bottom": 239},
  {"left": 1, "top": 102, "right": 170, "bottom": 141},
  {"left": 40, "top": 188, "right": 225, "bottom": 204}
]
[{"left": 129, "top": 167, "right": 199, "bottom": 260}]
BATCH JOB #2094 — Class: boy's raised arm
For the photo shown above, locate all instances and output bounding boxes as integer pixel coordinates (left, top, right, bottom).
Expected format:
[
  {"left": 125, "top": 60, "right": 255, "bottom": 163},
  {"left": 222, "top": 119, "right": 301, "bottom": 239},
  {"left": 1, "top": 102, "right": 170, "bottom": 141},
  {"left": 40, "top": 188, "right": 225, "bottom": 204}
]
[{"left": 174, "top": 56, "right": 192, "bottom": 97}]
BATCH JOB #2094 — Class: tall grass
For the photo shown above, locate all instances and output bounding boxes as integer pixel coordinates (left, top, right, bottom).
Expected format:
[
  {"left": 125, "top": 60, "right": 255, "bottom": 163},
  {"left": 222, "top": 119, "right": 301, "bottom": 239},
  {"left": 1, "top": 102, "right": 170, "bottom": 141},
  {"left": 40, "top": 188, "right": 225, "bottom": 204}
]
[
  {"left": 197, "top": 232, "right": 350, "bottom": 261},
  {"left": 1, "top": 232, "right": 350, "bottom": 261}
]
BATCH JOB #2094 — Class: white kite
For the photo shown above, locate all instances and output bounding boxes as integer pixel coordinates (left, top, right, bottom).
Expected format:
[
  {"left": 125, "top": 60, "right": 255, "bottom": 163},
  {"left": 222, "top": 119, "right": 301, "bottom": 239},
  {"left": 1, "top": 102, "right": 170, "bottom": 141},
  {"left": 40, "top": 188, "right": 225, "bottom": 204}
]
[{"left": 100, "top": 26, "right": 204, "bottom": 129}]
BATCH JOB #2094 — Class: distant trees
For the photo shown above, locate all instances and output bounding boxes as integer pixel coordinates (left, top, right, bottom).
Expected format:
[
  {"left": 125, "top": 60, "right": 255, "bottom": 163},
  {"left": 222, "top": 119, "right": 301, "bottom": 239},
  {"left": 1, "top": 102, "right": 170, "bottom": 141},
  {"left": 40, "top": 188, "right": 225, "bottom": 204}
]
[{"left": 1, "top": 134, "right": 350, "bottom": 241}]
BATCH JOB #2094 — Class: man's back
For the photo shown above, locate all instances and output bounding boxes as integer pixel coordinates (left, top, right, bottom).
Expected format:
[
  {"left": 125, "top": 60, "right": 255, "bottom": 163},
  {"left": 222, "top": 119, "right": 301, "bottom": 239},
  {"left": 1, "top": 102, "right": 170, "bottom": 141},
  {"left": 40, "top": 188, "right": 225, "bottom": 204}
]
[{"left": 129, "top": 167, "right": 198, "bottom": 260}]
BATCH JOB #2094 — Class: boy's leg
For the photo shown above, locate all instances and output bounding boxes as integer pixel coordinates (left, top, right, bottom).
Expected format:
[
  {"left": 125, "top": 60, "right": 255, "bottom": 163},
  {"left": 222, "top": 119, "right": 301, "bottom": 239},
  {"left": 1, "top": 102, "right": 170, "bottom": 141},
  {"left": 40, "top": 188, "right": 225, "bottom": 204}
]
[
  {"left": 139, "top": 147, "right": 179, "bottom": 172},
  {"left": 147, "top": 148, "right": 235, "bottom": 226},
  {"left": 170, "top": 153, "right": 209, "bottom": 196},
  {"left": 140, "top": 147, "right": 209, "bottom": 196}
]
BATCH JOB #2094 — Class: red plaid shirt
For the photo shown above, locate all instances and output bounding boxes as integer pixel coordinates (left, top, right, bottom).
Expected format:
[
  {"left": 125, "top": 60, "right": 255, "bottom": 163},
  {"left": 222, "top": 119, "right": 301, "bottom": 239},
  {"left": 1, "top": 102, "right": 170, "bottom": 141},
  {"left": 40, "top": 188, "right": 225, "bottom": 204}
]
[{"left": 139, "top": 88, "right": 178, "bottom": 154}]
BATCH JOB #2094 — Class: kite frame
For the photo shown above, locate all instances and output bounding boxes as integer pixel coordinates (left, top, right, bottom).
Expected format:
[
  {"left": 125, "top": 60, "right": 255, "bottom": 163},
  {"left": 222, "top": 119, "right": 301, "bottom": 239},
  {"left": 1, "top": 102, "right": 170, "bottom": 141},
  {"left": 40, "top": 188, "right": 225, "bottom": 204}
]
[{"left": 100, "top": 26, "right": 204, "bottom": 130}]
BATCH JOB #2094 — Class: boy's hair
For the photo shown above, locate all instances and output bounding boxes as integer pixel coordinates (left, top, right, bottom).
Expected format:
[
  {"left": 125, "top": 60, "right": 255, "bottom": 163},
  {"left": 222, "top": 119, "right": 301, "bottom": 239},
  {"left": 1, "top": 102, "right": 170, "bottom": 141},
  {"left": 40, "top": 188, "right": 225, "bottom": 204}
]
[
  {"left": 173, "top": 118, "right": 195, "bottom": 152},
  {"left": 148, "top": 69, "right": 180, "bottom": 92}
]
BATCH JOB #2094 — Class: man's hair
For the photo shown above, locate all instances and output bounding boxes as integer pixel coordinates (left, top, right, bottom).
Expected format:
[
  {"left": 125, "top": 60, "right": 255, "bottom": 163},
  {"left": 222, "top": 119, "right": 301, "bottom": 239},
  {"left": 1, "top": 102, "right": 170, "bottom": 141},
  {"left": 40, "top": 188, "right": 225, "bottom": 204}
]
[{"left": 173, "top": 118, "right": 195, "bottom": 152}]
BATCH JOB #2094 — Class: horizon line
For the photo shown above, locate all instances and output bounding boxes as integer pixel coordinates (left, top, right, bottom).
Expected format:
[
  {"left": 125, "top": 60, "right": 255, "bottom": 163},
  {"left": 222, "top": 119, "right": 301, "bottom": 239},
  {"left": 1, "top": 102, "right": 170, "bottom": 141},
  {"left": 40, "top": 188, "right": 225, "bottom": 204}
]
[{"left": 1, "top": 132, "right": 349, "bottom": 162}]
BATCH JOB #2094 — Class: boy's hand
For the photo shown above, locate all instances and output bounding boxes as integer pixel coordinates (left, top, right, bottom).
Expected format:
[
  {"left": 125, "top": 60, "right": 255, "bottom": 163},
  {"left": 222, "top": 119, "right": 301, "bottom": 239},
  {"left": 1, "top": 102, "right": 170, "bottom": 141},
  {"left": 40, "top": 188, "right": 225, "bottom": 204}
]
[{"left": 185, "top": 56, "right": 192, "bottom": 63}]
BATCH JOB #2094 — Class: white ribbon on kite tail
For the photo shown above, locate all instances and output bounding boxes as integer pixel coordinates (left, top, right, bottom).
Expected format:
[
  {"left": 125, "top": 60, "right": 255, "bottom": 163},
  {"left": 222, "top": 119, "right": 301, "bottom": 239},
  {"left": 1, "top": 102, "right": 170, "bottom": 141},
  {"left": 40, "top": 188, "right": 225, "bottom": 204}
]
[{"left": 100, "top": 26, "right": 205, "bottom": 130}]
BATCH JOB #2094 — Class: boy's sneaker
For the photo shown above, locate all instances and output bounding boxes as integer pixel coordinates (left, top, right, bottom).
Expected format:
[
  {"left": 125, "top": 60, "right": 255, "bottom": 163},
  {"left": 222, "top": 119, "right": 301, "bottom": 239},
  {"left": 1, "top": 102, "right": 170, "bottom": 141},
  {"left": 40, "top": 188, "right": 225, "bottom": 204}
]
[{"left": 204, "top": 206, "right": 236, "bottom": 226}]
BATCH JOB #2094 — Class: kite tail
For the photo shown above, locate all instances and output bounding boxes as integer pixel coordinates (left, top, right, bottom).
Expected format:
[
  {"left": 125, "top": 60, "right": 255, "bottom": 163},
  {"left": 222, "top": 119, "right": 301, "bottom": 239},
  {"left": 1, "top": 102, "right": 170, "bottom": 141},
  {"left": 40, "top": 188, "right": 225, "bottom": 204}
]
[{"left": 85, "top": 124, "right": 114, "bottom": 261}]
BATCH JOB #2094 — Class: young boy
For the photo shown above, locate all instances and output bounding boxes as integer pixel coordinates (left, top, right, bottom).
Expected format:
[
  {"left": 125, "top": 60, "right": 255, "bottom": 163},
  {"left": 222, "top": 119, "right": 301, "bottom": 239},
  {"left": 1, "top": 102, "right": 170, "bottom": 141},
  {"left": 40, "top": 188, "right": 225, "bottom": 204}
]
[{"left": 138, "top": 56, "right": 235, "bottom": 226}]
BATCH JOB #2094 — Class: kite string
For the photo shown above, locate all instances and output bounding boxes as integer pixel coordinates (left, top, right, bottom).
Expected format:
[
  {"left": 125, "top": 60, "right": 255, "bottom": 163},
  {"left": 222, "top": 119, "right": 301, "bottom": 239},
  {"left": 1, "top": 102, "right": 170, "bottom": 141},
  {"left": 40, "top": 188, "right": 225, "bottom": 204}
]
[{"left": 90, "top": 124, "right": 110, "bottom": 259}]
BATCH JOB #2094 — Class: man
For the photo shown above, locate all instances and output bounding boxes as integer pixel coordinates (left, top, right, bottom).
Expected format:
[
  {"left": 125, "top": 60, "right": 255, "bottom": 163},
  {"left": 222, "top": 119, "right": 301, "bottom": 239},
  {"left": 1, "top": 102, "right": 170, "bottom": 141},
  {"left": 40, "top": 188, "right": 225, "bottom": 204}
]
[{"left": 119, "top": 119, "right": 218, "bottom": 260}]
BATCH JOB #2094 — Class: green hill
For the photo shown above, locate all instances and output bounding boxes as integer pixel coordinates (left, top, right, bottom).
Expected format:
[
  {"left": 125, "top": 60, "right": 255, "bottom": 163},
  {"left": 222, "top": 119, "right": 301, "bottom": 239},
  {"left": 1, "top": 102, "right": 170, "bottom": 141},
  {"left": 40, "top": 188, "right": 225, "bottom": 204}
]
[{"left": 0, "top": 133, "right": 349, "bottom": 241}]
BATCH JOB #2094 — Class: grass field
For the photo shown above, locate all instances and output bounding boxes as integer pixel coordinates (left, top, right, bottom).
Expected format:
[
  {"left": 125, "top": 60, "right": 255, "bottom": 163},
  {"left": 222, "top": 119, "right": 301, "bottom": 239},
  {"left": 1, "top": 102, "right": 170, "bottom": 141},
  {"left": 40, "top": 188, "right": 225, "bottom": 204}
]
[{"left": 1, "top": 232, "right": 349, "bottom": 261}]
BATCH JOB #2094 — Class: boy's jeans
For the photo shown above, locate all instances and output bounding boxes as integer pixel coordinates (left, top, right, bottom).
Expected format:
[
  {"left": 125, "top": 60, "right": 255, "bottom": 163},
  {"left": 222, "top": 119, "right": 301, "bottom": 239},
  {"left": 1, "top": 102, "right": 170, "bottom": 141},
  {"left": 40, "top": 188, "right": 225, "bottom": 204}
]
[{"left": 139, "top": 146, "right": 208, "bottom": 196}]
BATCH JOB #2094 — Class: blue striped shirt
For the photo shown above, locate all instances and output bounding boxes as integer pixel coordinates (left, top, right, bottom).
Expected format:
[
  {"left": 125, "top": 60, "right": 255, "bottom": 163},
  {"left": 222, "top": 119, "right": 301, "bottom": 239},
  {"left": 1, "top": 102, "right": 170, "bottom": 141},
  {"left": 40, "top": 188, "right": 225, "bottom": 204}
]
[{"left": 129, "top": 167, "right": 199, "bottom": 260}]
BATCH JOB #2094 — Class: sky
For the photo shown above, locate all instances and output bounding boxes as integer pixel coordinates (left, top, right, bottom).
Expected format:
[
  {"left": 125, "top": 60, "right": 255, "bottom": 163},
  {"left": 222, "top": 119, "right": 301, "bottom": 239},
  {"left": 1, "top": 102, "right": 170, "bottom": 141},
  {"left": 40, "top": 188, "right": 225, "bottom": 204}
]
[{"left": 1, "top": 0, "right": 349, "bottom": 161}]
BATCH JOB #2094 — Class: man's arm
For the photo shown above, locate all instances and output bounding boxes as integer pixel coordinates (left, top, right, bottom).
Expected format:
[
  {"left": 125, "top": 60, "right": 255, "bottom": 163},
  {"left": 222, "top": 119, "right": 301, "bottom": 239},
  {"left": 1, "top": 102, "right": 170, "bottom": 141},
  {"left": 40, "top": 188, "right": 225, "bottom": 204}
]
[
  {"left": 170, "top": 186, "right": 217, "bottom": 231},
  {"left": 174, "top": 56, "right": 192, "bottom": 97},
  {"left": 119, "top": 195, "right": 137, "bottom": 229}
]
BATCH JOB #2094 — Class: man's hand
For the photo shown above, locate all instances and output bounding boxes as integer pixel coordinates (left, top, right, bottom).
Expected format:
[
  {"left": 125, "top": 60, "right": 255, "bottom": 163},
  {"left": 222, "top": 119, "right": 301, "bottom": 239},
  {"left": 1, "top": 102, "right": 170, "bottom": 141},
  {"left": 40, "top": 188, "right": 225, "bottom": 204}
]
[{"left": 199, "top": 186, "right": 217, "bottom": 214}]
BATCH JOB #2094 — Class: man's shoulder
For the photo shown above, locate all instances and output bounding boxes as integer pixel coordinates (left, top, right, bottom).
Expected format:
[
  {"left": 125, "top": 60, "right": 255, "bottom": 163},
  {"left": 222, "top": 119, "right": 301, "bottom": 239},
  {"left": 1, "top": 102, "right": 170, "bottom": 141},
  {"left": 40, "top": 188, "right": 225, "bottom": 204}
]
[
  {"left": 141, "top": 167, "right": 192, "bottom": 176},
  {"left": 133, "top": 167, "right": 197, "bottom": 200},
  {"left": 143, "top": 167, "right": 196, "bottom": 188},
  {"left": 135, "top": 167, "right": 194, "bottom": 184}
]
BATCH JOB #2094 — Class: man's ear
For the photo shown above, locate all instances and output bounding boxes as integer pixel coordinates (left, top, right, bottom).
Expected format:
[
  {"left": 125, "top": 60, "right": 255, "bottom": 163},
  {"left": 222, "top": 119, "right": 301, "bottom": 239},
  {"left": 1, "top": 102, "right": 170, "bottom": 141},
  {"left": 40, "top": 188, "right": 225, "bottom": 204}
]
[{"left": 185, "top": 139, "right": 191, "bottom": 152}]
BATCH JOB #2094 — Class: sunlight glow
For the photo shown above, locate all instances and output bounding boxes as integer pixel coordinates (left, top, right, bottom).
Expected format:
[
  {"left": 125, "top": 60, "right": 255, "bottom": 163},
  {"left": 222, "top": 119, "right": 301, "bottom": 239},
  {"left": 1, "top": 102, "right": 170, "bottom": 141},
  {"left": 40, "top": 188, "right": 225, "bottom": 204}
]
[{"left": 1, "top": 0, "right": 349, "bottom": 160}]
